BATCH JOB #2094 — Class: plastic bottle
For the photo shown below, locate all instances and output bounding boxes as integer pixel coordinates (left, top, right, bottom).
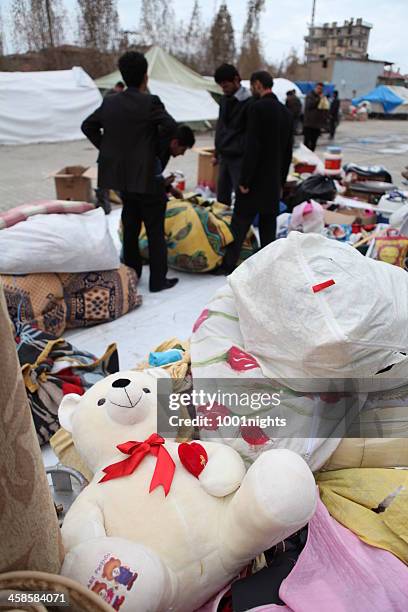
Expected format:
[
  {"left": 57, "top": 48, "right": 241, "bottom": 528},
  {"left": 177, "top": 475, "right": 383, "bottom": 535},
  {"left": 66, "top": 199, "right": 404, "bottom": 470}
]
[
  {"left": 324, "top": 146, "right": 343, "bottom": 176},
  {"left": 173, "top": 171, "right": 185, "bottom": 191}
]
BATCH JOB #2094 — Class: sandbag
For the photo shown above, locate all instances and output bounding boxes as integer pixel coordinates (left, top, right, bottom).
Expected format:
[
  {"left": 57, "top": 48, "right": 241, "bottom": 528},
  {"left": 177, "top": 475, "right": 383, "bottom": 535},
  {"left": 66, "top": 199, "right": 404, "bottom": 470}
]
[
  {"left": 228, "top": 232, "right": 408, "bottom": 388},
  {"left": 0, "top": 208, "right": 119, "bottom": 274}
]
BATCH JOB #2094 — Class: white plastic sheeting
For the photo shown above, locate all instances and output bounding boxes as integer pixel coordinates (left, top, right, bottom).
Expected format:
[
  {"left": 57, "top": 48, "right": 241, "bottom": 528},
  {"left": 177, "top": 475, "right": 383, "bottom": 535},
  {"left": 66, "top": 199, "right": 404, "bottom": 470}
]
[
  {"left": 148, "top": 78, "right": 219, "bottom": 123},
  {"left": 241, "top": 78, "right": 303, "bottom": 104},
  {"left": 0, "top": 67, "right": 102, "bottom": 145}
]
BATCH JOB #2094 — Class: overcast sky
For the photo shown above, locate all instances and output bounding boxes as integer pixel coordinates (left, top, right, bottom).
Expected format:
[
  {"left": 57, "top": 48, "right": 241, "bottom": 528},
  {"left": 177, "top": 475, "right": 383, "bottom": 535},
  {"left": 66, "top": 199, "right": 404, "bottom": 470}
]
[{"left": 2, "top": 0, "right": 407, "bottom": 72}]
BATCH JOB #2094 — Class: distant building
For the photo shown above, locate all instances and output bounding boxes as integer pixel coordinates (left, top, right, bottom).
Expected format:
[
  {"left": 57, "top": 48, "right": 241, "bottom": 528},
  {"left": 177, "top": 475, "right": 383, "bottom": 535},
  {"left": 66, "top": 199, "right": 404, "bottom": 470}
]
[
  {"left": 305, "top": 18, "right": 372, "bottom": 62},
  {"left": 294, "top": 57, "right": 392, "bottom": 99},
  {"left": 378, "top": 68, "right": 408, "bottom": 87}
]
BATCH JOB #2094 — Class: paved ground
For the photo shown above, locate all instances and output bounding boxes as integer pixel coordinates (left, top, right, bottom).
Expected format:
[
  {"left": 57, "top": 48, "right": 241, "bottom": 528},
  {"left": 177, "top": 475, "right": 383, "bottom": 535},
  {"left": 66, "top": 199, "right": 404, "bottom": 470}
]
[{"left": 1, "top": 119, "right": 408, "bottom": 212}]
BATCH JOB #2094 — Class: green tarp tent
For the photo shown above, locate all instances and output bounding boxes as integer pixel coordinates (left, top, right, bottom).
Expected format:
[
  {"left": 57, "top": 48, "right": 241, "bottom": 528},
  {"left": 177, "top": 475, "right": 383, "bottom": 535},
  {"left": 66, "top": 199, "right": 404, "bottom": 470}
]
[{"left": 96, "top": 45, "right": 221, "bottom": 95}]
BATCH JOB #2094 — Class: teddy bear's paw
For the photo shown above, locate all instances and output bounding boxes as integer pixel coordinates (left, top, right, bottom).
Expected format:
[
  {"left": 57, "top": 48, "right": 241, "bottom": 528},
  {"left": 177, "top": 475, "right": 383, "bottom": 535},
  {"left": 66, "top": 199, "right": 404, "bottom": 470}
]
[
  {"left": 247, "top": 448, "right": 317, "bottom": 531},
  {"left": 61, "top": 536, "right": 178, "bottom": 612},
  {"left": 220, "top": 449, "right": 317, "bottom": 565}
]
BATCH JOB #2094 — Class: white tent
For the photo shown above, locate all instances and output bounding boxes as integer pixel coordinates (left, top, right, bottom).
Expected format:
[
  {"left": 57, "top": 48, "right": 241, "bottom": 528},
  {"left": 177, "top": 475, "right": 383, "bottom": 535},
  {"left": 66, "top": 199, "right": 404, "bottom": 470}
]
[
  {"left": 0, "top": 67, "right": 102, "bottom": 145},
  {"left": 95, "top": 46, "right": 220, "bottom": 124},
  {"left": 241, "top": 78, "right": 303, "bottom": 104},
  {"left": 148, "top": 79, "right": 219, "bottom": 123}
]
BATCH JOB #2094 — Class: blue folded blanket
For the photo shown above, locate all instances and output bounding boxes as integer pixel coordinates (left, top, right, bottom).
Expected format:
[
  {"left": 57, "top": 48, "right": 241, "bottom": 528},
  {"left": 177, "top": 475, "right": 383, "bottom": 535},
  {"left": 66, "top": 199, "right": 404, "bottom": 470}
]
[{"left": 148, "top": 349, "right": 184, "bottom": 367}]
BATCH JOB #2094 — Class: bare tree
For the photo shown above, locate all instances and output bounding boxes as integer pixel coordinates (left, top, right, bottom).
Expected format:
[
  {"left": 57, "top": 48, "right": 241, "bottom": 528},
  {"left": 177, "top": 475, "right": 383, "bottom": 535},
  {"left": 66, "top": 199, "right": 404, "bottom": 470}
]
[
  {"left": 178, "top": 0, "right": 210, "bottom": 73},
  {"left": 12, "top": 0, "right": 66, "bottom": 52},
  {"left": 139, "top": 0, "right": 176, "bottom": 53},
  {"left": 77, "top": 0, "right": 120, "bottom": 52},
  {"left": 208, "top": 3, "right": 236, "bottom": 72},
  {"left": 281, "top": 47, "right": 301, "bottom": 80},
  {"left": 239, "top": 0, "right": 265, "bottom": 78},
  {"left": 0, "top": 7, "right": 4, "bottom": 56}
]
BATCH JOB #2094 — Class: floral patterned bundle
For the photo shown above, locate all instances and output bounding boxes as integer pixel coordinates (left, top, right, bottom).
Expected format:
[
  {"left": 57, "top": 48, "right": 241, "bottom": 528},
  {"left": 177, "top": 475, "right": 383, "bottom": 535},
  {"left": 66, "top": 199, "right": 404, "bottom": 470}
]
[{"left": 16, "top": 322, "right": 119, "bottom": 445}]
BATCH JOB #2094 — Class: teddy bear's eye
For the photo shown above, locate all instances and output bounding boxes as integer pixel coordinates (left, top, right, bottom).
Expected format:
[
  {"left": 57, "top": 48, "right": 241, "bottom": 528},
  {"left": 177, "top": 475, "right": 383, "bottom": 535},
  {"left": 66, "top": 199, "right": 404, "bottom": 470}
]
[
  {"left": 98, "top": 398, "right": 106, "bottom": 406},
  {"left": 143, "top": 388, "right": 151, "bottom": 393}
]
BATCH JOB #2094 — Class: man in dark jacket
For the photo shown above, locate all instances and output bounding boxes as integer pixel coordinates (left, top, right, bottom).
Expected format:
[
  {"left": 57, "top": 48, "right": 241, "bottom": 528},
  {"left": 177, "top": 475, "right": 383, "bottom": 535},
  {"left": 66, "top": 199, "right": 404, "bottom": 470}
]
[
  {"left": 285, "top": 89, "right": 302, "bottom": 134},
  {"left": 218, "top": 71, "right": 293, "bottom": 274},
  {"left": 81, "top": 51, "right": 179, "bottom": 292},
  {"left": 329, "top": 90, "right": 340, "bottom": 140},
  {"left": 214, "top": 64, "right": 252, "bottom": 206},
  {"left": 303, "top": 82, "right": 328, "bottom": 151}
]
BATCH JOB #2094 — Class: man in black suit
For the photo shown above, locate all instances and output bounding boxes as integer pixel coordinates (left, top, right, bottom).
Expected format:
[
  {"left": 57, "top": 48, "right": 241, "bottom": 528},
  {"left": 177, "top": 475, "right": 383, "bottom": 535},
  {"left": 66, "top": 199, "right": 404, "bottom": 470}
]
[
  {"left": 214, "top": 64, "right": 252, "bottom": 206},
  {"left": 81, "top": 51, "right": 179, "bottom": 292},
  {"left": 219, "top": 70, "right": 293, "bottom": 274}
]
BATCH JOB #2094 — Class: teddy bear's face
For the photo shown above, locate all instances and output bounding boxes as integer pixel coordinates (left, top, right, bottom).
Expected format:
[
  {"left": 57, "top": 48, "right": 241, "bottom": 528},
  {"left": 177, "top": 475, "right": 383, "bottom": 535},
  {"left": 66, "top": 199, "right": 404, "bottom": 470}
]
[{"left": 59, "top": 371, "right": 162, "bottom": 471}]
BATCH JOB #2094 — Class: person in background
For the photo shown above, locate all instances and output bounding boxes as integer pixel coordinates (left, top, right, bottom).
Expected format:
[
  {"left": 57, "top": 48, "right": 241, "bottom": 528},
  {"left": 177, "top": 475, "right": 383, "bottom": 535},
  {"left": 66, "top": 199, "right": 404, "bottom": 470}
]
[
  {"left": 81, "top": 51, "right": 179, "bottom": 293},
  {"left": 158, "top": 125, "right": 195, "bottom": 199},
  {"left": 105, "top": 81, "right": 125, "bottom": 96},
  {"left": 216, "top": 71, "right": 293, "bottom": 274},
  {"left": 329, "top": 90, "right": 340, "bottom": 140},
  {"left": 213, "top": 64, "right": 252, "bottom": 206},
  {"left": 285, "top": 89, "right": 302, "bottom": 135},
  {"left": 303, "top": 82, "right": 329, "bottom": 151}
]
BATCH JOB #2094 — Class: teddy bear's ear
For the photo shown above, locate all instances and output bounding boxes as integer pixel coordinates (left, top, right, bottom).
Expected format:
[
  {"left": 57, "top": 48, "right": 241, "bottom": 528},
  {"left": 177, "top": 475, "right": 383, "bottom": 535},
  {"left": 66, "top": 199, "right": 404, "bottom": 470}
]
[{"left": 59, "top": 393, "right": 82, "bottom": 433}]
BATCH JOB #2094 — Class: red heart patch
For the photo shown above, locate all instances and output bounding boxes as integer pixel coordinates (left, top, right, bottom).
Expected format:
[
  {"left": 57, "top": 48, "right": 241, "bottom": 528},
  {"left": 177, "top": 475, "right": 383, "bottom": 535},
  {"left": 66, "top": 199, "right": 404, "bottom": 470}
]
[{"left": 178, "top": 442, "right": 208, "bottom": 478}]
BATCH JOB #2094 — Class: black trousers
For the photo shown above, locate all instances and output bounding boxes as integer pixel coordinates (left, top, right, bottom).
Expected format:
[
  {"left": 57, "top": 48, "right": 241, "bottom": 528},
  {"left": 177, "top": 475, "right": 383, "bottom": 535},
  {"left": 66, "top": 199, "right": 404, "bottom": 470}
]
[
  {"left": 121, "top": 192, "right": 167, "bottom": 291},
  {"left": 217, "top": 156, "right": 242, "bottom": 207},
  {"left": 303, "top": 127, "right": 320, "bottom": 151},
  {"left": 329, "top": 116, "right": 338, "bottom": 139},
  {"left": 223, "top": 206, "right": 277, "bottom": 273}
]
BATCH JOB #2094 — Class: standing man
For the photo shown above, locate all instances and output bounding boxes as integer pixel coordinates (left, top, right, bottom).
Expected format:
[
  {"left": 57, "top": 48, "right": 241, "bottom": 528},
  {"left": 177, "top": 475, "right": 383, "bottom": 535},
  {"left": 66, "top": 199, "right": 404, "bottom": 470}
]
[
  {"left": 218, "top": 71, "right": 293, "bottom": 274},
  {"left": 213, "top": 64, "right": 252, "bottom": 206},
  {"left": 303, "top": 82, "right": 329, "bottom": 151},
  {"left": 329, "top": 90, "right": 340, "bottom": 140},
  {"left": 285, "top": 89, "right": 302, "bottom": 135},
  {"left": 81, "top": 51, "right": 179, "bottom": 293}
]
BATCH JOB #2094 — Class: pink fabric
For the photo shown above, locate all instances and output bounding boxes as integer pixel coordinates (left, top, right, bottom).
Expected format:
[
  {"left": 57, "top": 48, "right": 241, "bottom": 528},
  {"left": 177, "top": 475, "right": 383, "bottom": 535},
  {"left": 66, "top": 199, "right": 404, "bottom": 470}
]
[
  {"left": 197, "top": 494, "right": 408, "bottom": 612},
  {"left": 0, "top": 200, "right": 94, "bottom": 230},
  {"left": 249, "top": 495, "right": 408, "bottom": 612}
]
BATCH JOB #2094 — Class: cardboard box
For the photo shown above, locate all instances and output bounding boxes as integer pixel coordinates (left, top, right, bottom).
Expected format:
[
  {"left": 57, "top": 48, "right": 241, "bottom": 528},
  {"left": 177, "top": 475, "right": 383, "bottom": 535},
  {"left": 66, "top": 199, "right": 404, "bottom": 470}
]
[
  {"left": 324, "top": 210, "right": 357, "bottom": 226},
  {"left": 82, "top": 166, "right": 98, "bottom": 181},
  {"left": 324, "top": 208, "right": 377, "bottom": 226},
  {"left": 195, "top": 147, "right": 219, "bottom": 191},
  {"left": 51, "top": 165, "right": 93, "bottom": 202}
]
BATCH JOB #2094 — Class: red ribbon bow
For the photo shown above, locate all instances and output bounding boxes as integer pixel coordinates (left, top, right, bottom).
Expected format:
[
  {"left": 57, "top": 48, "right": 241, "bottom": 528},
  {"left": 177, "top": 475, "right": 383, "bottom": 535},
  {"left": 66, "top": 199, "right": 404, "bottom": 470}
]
[{"left": 99, "top": 433, "right": 176, "bottom": 496}]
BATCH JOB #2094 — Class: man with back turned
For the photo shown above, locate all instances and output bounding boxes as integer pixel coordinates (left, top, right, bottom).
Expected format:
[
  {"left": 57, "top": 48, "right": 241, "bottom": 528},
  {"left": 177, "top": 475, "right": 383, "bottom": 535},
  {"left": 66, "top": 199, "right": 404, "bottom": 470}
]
[
  {"left": 218, "top": 70, "right": 293, "bottom": 274},
  {"left": 81, "top": 51, "right": 178, "bottom": 292}
]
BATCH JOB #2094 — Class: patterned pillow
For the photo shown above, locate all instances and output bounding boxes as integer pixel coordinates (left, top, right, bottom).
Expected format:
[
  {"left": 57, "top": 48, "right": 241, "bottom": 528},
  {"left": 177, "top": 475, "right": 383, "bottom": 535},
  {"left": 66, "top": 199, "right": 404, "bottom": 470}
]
[
  {"left": 61, "top": 265, "right": 142, "bottom": 329},
  {"left": 0, "top": 266, "right": 142, "bottom": 335},
  {"left": 0, "top": 273, "right": 66, "bottom": 336}
]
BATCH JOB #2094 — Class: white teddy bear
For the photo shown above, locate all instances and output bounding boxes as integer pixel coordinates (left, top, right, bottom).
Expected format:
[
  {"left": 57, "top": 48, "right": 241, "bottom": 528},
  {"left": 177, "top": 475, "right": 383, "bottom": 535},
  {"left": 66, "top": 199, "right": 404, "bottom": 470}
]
[{"left": 59, "top": 370, "right": 316, "bottom": 612}]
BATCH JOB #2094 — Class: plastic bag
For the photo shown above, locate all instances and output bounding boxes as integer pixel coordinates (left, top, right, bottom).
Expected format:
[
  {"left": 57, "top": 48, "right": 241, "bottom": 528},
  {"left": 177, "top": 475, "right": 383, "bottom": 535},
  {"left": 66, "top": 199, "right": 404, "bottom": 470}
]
[
  {"left": 289, "top": 174, "right": 337, "bottom": 208},
  {"left": 318, "top": 95, "right": 330, "bottom": 110},
  {"left": 290, "top": 200, "right": 324, "bottom": 234}
]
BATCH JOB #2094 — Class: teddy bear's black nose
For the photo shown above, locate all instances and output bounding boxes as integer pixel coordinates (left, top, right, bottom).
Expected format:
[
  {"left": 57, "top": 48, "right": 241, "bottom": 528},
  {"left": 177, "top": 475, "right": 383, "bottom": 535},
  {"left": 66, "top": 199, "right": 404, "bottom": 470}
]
[{"left": 112, "top": 378, "right": 131, "bottom": 388}]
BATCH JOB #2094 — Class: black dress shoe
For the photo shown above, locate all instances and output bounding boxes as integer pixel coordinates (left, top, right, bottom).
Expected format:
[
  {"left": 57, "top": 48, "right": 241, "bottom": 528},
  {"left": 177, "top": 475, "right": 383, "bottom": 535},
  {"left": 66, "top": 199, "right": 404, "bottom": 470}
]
[{"left": 150, "top": 278, "right": 179, "bottom": 292}]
